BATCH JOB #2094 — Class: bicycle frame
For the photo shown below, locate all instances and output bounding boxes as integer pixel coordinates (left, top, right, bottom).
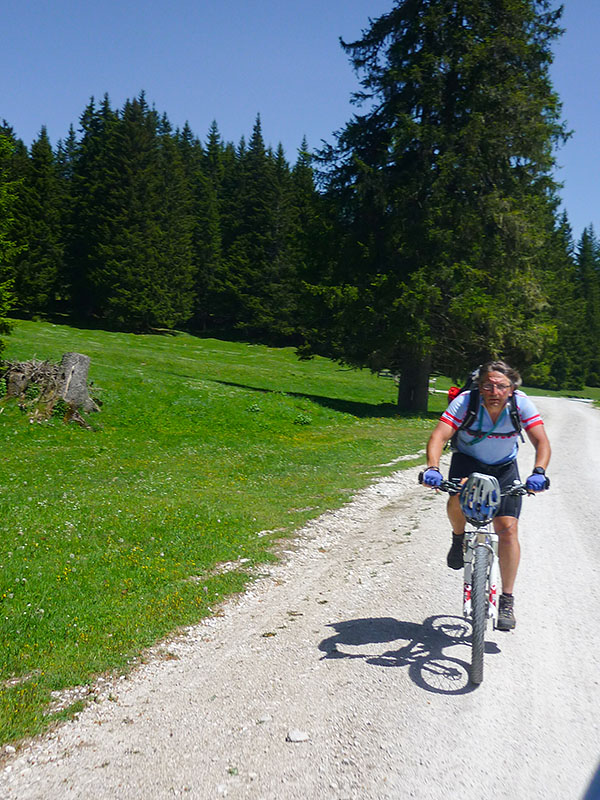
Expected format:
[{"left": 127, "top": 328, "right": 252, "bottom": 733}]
[{"left": 462, "top": 527, "right": 500, "bottom": 626}]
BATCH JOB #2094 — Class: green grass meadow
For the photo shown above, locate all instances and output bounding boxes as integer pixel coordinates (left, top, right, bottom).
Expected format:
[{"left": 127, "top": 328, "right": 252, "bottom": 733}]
[{"left": 0, "top": 320, "right": 448, "bottom": 744}]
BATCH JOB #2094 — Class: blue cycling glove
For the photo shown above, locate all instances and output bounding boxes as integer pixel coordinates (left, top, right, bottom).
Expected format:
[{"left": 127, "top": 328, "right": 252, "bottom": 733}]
[
  {"left": 526, "top": 472, "right": 549, "bottom": 492},
  {"left": 422, "top": 467, "right": 443, "bottom": 488}
]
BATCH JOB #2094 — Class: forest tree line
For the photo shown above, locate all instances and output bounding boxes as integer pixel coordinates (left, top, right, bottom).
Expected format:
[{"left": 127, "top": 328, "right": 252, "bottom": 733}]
[
  {"left": 0, "top": 95, "right": 322, "bottom": 344},
  {"left": 1, "top": 2, "right": 599, "bottom": 405}
]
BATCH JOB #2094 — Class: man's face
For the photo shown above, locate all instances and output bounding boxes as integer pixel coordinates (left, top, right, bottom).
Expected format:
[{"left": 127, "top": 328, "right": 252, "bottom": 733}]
[{"left": 479, "top": 370, "right": 513, "bottom": 411}]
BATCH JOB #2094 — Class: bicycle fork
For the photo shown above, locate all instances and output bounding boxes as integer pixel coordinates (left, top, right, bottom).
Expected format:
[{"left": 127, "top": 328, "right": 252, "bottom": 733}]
[{"left": 462, "top": 530, "right": 500, "bottom": 623}]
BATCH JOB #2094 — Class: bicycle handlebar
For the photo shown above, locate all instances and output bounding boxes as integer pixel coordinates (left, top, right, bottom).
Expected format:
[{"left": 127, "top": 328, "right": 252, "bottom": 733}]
[
  {"left": 418, "top": 472, "right": 531, "bottom": 497},
  {"left": 440, "top": 478, "right": 530, "bottom": 497}
]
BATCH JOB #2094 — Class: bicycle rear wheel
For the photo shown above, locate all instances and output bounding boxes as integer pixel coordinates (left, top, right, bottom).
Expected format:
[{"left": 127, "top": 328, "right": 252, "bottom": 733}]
[{"left": 470, "top": 544, "right": 489, "bottom": 684}]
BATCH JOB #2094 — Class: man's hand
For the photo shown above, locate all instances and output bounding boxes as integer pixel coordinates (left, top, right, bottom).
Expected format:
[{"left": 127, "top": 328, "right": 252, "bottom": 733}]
[
  {"left": 422, "top": 467, "right": 443, "bottom": 488},
  {"left": 526, "top": 471, "right": 550, "bottom": 492}
]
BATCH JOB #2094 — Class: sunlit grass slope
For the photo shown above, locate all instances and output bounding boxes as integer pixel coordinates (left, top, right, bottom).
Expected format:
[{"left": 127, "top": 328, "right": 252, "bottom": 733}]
[{"left": 0, "top": 320, "right": 445, "bottom": 743}]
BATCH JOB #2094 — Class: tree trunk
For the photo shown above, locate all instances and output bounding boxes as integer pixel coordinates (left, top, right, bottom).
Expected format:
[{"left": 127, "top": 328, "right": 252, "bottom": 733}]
[{"left": 396, "top": 355, "right": 431, "bottom": 412}]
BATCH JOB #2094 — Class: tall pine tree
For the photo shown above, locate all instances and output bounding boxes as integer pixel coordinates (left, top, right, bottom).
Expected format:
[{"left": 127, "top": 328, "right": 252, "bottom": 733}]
[
  {"left": 0, "top": 128, "right": 19, "bottom": 354},
  {"left": 55, "top": 125, "right": 79, "bottom": 309},
  {"left": 575, "top": 226, "right": 600, "bottom": 385},
  {"left": 219, "top": 116, "right": 281, "bottom": 335},
  {"left": 522, "top": 212, "right": 586, "bottom": 389},
  {"left": 11, "top": 127, "right": 64, "bottom": 312},
  {"left": 302, "top": 0, "right": 569, "bottom": 409},
  {"left": 69, "top": 95, "right": 195, "bottom": 329},
  {"left": 68, "top": 95, "right": 119, "bottom": 317}
]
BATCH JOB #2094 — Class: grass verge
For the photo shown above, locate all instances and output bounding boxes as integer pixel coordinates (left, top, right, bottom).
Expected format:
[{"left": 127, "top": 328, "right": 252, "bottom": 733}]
[{"left": 1, "top": 320, "right": 446, "bottom": 744}]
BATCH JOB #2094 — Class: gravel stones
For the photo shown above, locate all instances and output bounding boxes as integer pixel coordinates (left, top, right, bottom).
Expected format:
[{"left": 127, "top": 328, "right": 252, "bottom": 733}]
[{"left": 286, "top": 729, "right": 310, "bottom": 743}]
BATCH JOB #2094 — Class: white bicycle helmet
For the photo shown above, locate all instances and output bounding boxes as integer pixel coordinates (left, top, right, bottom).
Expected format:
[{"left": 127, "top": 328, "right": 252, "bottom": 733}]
[{"left": 459, "top": 472, "right": 501, "bottom": 525}]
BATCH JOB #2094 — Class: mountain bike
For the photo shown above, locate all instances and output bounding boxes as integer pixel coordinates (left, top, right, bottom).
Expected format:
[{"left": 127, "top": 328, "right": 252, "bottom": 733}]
[{"left": 420, "top": 471, "right": 529, "bottom": 684}]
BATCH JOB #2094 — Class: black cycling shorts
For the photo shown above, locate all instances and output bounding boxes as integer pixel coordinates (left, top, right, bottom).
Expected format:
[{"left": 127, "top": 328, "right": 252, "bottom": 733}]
[{"left": 449, "top": 452, "right": 522, "bottom": 519}]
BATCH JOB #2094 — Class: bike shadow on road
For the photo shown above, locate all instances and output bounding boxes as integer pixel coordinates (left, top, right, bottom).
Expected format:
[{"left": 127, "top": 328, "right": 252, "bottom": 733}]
[{"left": 318, "top": 615, "right": 501, "bottom": 695}]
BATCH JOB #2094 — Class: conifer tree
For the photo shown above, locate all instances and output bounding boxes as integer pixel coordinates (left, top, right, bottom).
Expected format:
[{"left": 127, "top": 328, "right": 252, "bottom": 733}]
[
  {"left": 93, "top": 94, "right": 163, "bottom": 326},
  {"left": 225, "top": 116, "right": 278, "bottom": 334},
  {"left": 575, "top": 226, "right": 600, "bottom": 385},
  {"left": 523, "top": 213, "right": 586, "bottom": 389},
  {"left": 155, "top": 113, "right": 196, "bottom": 326},
  {"left": 217, "top": 117, "right": 303, "bottom": 339},
  {"left": 302, "top": 0, "right": 569, "bottom": 410},
  {"left": 68, "top": 95, "right": 119, "bottom": 317},
  {"left": 0, "top": 128, "right": 19, "bottom": 354},
  {"left": 55, "top": 125, "right": 79, "bottom": 307},
  {"left": 69, "top": 95, "right": 195, "bottom": 329},
  {"left": 217, "top": 123, "right": 261, "bottom": 331},
  {"left": 193, "top": 121, "right": 224, "bottom": 329},
  {"left": 290, "top": 138, "right": 320, "bottom": 279},
  {"left": 198, "top": 136, "right": 239, "bottom": 332},
  {"left": 292, "top": 138, "right": 338, "bottom": 341},
  {"left": 265, "top": 142, "right": 298, "bottom": 339},
  {"left": 10, "top": 127, "right": 64, "bottom": 312}
]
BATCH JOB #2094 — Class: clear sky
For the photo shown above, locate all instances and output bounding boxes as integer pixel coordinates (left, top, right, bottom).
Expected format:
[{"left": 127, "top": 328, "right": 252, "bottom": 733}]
[{"left": 1, "top": 0, "right": 597, "bottom": 241}]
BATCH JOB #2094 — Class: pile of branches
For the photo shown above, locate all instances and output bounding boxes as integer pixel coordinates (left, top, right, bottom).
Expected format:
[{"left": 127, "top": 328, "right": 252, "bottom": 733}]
[{"left": 0, "top": 354, "right": 100, "bottom": 427}]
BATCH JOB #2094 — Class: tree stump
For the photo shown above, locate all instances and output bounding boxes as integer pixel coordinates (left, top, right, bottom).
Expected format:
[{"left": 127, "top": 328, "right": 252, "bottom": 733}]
[
  {"left": 1, "top": 352, "right": 100, "bottom": 424},
  {"left": 6, "top": 367, "right": 28, "bottom": 398},
  {"left": 59, "top": 353, "right": 99, "bottom": 413}
]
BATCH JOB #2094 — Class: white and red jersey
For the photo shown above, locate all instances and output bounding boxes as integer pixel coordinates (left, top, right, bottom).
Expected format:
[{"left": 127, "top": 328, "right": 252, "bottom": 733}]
[{"left": 441, "top": 389, "right": 543, "bottom": 465}]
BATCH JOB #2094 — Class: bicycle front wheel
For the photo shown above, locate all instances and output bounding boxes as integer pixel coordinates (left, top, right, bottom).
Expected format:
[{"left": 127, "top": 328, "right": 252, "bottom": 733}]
[{"left": 470, "top": 544, "right": 489, "bottom": 685}]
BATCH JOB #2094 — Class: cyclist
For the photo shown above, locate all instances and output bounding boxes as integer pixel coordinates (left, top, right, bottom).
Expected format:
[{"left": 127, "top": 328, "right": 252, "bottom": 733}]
[{"left": 422, "top": 360, "right": 551, "bottom": 631}]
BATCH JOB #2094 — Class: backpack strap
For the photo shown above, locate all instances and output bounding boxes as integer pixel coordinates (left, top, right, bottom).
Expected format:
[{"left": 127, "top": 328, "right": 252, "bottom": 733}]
[
  {"left": 446, "top": 388, "right": 479, "bottom": 450},
  {"left": 509, "top": 392, "right": 525, "bottom": 442},
  {"left": 460, "top": 386, "right": 480, "bottom": 432}
]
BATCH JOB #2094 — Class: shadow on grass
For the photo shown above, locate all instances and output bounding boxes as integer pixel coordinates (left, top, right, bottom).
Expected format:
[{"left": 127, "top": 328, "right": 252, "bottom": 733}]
[
  {"left": 318, "top": 615, "right": 500, "bottom": 694},
  {"left": 211, "top": 379, "right": 440, "bottom": 420}
]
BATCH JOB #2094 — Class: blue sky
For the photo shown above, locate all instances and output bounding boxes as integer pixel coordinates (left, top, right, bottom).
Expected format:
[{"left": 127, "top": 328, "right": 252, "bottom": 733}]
[{"left": 1, "top": 0, "right": 597, "bottom": 240}]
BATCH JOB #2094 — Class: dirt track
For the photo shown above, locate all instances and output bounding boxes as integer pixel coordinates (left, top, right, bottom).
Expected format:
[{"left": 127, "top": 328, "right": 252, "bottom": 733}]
[{"left": 1, "top": 396, "right": 599, "bottom": 799}]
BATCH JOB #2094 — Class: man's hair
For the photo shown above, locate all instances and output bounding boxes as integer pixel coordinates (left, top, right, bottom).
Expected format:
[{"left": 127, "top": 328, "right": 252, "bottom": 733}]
[{"left": 479, "top": 360, "right": 522, "bottom": 388}]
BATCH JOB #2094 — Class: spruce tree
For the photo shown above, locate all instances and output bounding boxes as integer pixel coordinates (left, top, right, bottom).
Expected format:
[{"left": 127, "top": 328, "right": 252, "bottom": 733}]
[
  {"left": 68, "top": 95, "right": 119, "bottom": 317},
  {"left": 194, "top": 121, "right": 224, "bottom": 330},
  {"left": 218, "top": 117, "right": 301, "bottom": 340},
  {"left": 290, "top": 138, "right": 320, "bottom": 282},
  {"left": 11, "top": 127, "right": 64, "bottom": 312},
  {"left": 93, "top": 94, "right": 163, "bottom": 326},
  {"left": 292, "top": 138, "right": 338, "bottom": 342},
  {"left": 522, "top": 212, "right": 586, "bottom": 389},
  {"left": 225, "top": 115, "right": 278, "bottom": 334},
  {"left": 302, "top": 0, "right": 568, "bottom": 410},
  {"left": 55, "top": 125, "right": 79, "bottom": 309},
  {"left": 213, "top": 137, "right": 246, "bottom": 331},
  {"left": 575, "top": 226, "right": 600, "bottom": 385},
  {"left": 155, "top": 113, "right": 195, "bottom": 326},
  {"left": 0, "top": 129, "right": 18, "bottom": 354},
  {"left": 266, "top": 142, "right": 298, "bottom": 340},
  {"left": 69, "top": 95, "right": 195, "bottom": 329}
]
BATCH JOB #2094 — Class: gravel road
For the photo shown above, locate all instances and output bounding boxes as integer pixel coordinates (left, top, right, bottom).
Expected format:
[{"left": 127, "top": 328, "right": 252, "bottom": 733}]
[{"left": 1, "top": 396, "right": 599, "bottom": 800}]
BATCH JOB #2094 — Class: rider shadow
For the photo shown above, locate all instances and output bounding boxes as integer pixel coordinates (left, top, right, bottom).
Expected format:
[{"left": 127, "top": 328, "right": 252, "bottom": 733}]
[{"left": 318, "top": 615, "right": 501, "bottom": 695}]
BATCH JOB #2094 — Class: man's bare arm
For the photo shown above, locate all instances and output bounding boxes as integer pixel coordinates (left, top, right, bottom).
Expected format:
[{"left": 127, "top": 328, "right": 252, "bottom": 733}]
[
  {"left": 526, "top": 424, "right": 551, "bottom": 471},
  {"left": 425, "top": 420, "right": 456, "bottom": 469}
]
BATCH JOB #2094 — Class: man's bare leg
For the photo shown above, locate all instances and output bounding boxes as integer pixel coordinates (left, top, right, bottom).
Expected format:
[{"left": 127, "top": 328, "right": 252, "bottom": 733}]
[
  {"left": 447, "top": 494, "right": 465, "bottom": 534},
  {"left": 493, "top": 515, "right": 520, "bottom": 594}
]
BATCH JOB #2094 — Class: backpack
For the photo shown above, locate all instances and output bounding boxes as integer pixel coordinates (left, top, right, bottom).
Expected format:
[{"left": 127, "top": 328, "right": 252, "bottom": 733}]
[
  {"left": 447, "top": 367, "right": 524, "bottom": 449},
  {"left": 447, "top": 385, "right": 462, "bottom": 404}
]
